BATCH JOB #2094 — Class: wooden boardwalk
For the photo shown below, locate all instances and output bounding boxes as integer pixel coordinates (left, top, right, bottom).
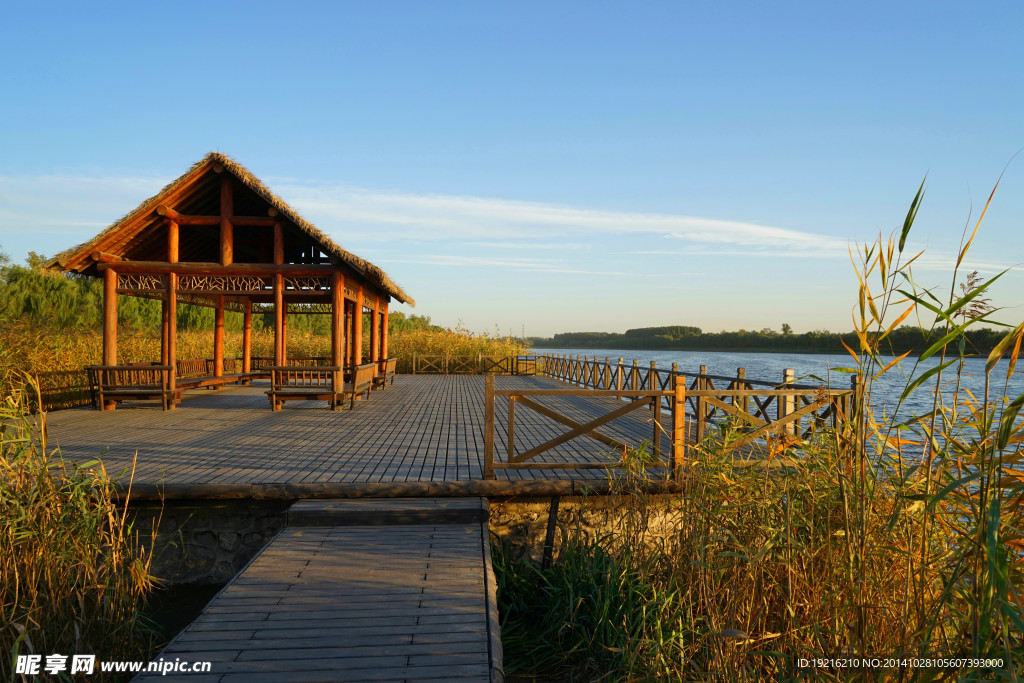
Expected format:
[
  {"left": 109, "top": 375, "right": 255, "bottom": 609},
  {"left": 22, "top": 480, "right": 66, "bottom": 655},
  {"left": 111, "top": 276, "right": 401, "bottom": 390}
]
[
  {"left": 134, "top": 499, "right": 502, "bottom": 683},
  {"left": 45, "top": 375, "right": 671, "bottom": 491}
]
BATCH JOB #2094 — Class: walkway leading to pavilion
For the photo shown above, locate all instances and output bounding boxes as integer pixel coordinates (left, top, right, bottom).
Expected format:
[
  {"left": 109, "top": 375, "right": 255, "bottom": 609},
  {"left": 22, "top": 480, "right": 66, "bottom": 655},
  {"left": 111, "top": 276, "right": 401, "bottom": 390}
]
[{"left": 135, "top": 498, "right": 502, "bottom": 683}]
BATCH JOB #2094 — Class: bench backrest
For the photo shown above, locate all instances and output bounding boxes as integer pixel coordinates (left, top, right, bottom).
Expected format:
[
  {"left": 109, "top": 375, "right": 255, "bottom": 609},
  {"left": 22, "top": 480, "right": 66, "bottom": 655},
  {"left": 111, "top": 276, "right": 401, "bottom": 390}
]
[
  {"left": 352, "top": 362, "right": 377, "bottom": 390},
  {"left": 177, "top": 358, "right": 215, "bottom": 379},
  {"left": 88, "top": 365, "right": 173, "bottom": 389},
  {"left": 378, "top": 357, "right": 397, "bottom": 376},
  {"left": 269, "top": 365, "right": 341, "bottom": 389}
]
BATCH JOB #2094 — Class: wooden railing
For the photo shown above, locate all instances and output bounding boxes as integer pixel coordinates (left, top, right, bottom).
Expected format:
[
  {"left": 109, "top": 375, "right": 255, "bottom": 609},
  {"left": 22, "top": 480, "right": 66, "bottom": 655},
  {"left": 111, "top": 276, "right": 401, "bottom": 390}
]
[
  {"left": 483, "top": 374, "right": 684, "bottom": 479},
  {"left": 482, "top": 355, "right": 860, "bottom": 479},
  {"left": 30, "top": 370, "right": 94, "bottom": 411},
  {"left": 411, "top": 354, "right": 531, "bottom": 375},
  {"left": 536, "top": 353, "right": 859, "bottom": 414}
]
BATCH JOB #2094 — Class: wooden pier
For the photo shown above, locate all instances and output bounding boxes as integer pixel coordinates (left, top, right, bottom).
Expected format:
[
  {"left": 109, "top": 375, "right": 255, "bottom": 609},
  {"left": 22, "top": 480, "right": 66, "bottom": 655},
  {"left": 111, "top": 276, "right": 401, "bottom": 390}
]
[
  {"left": 46, "top": 374, "right": 674, "bottom": 497},
  {"left": 133, "top": 499, "right": 501, "bottom": 683}
]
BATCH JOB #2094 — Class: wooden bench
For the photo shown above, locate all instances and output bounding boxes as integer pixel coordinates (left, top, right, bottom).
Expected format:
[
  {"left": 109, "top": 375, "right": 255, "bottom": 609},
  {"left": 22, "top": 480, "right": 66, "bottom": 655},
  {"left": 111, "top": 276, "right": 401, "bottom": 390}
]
[
  {"left": 266, "top": 366, "right": 343, "bottom": 411},
  {"left": 174, "top": 358, "right": 261, "bottom": 402},
  {"left": 341, "top": 362, "right": 377, "bottom": 409},
  {"left": 373, "top": 357, "right": 398, "bottom": 389},
  {"left": 87, "top": 364, "right": 175, "bottom": 411}
]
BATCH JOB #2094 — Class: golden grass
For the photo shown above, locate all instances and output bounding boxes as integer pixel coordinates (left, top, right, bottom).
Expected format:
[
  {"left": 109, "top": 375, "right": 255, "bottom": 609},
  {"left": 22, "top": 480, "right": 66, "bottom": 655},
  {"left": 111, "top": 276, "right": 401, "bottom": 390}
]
[{"left": 0, "top": 380, "right": 160, "bottom": 679}]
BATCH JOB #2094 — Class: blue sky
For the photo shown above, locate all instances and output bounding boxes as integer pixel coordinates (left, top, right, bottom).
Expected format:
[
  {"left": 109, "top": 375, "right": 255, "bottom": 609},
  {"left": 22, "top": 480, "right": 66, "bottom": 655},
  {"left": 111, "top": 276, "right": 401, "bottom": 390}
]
[{"left": 1, "top": 2, "right": 1021, "bottom": 336}]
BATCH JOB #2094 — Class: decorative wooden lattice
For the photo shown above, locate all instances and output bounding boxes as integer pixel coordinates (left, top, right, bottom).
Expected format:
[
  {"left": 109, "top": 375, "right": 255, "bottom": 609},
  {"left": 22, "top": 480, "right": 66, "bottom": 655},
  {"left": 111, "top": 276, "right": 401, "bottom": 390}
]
[
  {"left": 117, "top": 273, "right": 165, "bottom": 291},
  {"left": 284, "top": 276, "right": 331, "bottom": 292},
  {"left": 178, "top": 275, "right": 268, "bottom": 293}
]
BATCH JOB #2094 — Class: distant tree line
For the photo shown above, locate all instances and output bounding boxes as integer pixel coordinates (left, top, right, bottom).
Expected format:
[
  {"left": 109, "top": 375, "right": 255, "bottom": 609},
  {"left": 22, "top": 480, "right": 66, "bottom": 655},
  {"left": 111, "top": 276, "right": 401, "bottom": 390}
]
[
  {"left": 532, "top": 322, "right": 1007, "bottom": 356},
  {"left": 0, "top": 247, "right": 440, "bottom": 335}
]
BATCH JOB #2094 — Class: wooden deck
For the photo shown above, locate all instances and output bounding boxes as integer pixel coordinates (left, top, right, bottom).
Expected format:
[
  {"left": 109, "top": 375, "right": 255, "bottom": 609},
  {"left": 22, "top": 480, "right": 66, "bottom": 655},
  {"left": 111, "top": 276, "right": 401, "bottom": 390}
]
[
  {"left": 45, "top": 375, "right": 671, "bottom": 494},
  {"left": 134, "top": 498, "right": 501, "bottom": 683}
]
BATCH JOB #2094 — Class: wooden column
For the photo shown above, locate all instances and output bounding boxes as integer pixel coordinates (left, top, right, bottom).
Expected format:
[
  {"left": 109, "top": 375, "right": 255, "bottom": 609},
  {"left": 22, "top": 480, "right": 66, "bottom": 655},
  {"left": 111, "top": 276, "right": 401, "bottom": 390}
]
[
  {"left": 273, "top": 220, "right": 284, "bottom": 366},
  {"left": 346, "top": 302, "right": 355, "bottom": 368},
  {"left": 220, "top": 176, "right": 233, "bottom": 266},
  {"left": 242, "top": 299, "right": 252, "bottom": 374},
  {"left": 214, "top": 296, "right": 225, "bottom": 378},
  {"left": 102, "top": 268, "right": 118, "bottom": 410},
  {"left": 168, "top": 273, "right": 177, "bottom": 405},
  {"left": 274, "top": 275, "right": 284, "bottom": 366},
  {"left": 381, "top": 303, "right": 389, "bottom": 359},
  {"left": 103, "top": 268, "right": 118, "bottom": 365},
  {"left": 354, "top": 287, "right": 363, "bottom": 365},
  {"left": 161, "top": 298, "right": 170, "bottom": 365},
  {"left": 167, "top": 221, "right": 178, "bottom": 404},
  {"left": 369, "top": 300, "right": 380, "bottom": 364},
  {"left": 331, "top": 270, "right": 344, "bottom": 372}
]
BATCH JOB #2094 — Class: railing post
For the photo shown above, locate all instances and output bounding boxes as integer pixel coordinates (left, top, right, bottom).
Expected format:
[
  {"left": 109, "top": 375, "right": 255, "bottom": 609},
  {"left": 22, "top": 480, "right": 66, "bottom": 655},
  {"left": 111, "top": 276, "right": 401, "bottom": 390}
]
[
  {"left": 649, "top": 361, "right": 657, "bottom": 411},
  {"left": 604, "top": 357, "right": 611, "bottom": 390},
  {"left": 672, "top": 375, "right": 686, "bottom": 480},
  {"left": 850, "top": 373, "right": 864, "bottom": 432},
  {"left": 695, "top": 394, "right": 705, "bottom": 443},
  {"left": 616, "top": 357, "right": 624, "bottom": 400},
  {"left": 669, "top": 362, "right": 678, "bottom": 412},
  {"left": 631, "top": 360, "right": 639, "bottom": 398},
  {"left": 780, "top": 368, "right": 795, "bottom": 435},
  {"left": 737, "top": 367, "right": 748, "bottom": 414},
  {"left": 699, "top": 365, "right": 708, "bottom": 423},
  {"left": 484, "top": 374, "right": 495, "bottom": 479},
  {"left": 413, "top": 353, "right": 417, "bottom": 375}
]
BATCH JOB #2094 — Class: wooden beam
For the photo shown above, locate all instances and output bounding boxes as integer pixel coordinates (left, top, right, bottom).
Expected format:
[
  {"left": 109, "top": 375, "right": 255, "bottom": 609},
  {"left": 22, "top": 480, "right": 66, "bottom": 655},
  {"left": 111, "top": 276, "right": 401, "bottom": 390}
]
[
  {"left": 156, "top": 206, "right": 217, "bottom": 225},
  {"left": 91, "top": 251, "right": 122, "bottom": 263},
  {"left": 97, "top": 262, "right": 339, "bottom": 276},
  {"left": 220, "top": 177, "right": 233, "bottom": 266},
  {"left": 156, "top": 205, "right": 277, "bottom": 227}
]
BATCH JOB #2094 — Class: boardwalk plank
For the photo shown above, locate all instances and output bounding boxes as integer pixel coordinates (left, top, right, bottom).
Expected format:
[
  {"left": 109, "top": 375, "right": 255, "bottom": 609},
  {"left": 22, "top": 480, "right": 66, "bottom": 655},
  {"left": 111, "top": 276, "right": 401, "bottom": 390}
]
[
  {"left": 48, "top": 375, "right": 671, "bottom": 488},
  {"left": 141, "top": 515, "right": 497, "bottom": 682}
]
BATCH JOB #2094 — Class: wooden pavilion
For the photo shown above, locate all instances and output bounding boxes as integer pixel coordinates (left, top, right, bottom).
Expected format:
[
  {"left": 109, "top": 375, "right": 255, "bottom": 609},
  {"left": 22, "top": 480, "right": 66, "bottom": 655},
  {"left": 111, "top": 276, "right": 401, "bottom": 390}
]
[{"left": 45, "top": 152, "right": 414, "bottom": 409}]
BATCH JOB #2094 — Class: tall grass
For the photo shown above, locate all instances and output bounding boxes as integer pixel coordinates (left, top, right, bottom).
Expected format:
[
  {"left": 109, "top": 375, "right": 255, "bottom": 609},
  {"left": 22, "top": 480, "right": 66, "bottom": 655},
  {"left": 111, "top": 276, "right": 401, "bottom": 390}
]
[
  {"left": 496, "top": 180, "right": 1023, "bottom": 680},
  {"left": 0, "top": 378, "right": 160, "bottom": 679},
  {"left": 0, "top": 319, "right": 527, "bottom": 376},
  {"left": 388, "top": 324, "right": 527, "bottom": 373}
]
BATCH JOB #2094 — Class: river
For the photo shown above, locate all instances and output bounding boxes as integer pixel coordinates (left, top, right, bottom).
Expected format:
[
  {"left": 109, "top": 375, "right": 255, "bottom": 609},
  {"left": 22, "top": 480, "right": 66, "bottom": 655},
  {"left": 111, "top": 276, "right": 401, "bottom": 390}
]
[{"left": 533, "top": 347, "right": 1024, "bottom": 424}]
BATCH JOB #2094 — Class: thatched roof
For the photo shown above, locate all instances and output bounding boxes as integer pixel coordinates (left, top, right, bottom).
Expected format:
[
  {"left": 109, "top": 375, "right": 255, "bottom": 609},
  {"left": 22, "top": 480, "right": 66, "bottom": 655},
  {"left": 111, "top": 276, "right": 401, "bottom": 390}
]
[{"left": 45, "top": 152, "right": 414, "bottom": 305}]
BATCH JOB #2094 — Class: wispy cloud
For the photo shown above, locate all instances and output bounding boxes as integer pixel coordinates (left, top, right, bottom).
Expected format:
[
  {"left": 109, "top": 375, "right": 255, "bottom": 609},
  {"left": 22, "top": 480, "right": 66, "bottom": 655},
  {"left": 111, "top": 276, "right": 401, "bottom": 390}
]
[
  {"left": 0, "top": 170, "right": 851, "bottom": 264},
  {"left": 0, "top": 173, "right": 165, "bottom": 236},
  {"left": 271, "top": 180, "right": 848, "bottom": 252},
  {"left": 376, "top": 253, "right": 633, "bottom": 276}
]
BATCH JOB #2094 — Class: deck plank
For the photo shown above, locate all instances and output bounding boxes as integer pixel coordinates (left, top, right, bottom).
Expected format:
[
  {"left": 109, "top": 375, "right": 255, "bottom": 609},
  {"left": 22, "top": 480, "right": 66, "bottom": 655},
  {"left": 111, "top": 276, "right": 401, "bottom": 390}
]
[
  {"left": 133, "top": 509, "right": 499, "bottom": 683},
  {"left": 47, "top": 374, "right": 676, "bottom": 488}
]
